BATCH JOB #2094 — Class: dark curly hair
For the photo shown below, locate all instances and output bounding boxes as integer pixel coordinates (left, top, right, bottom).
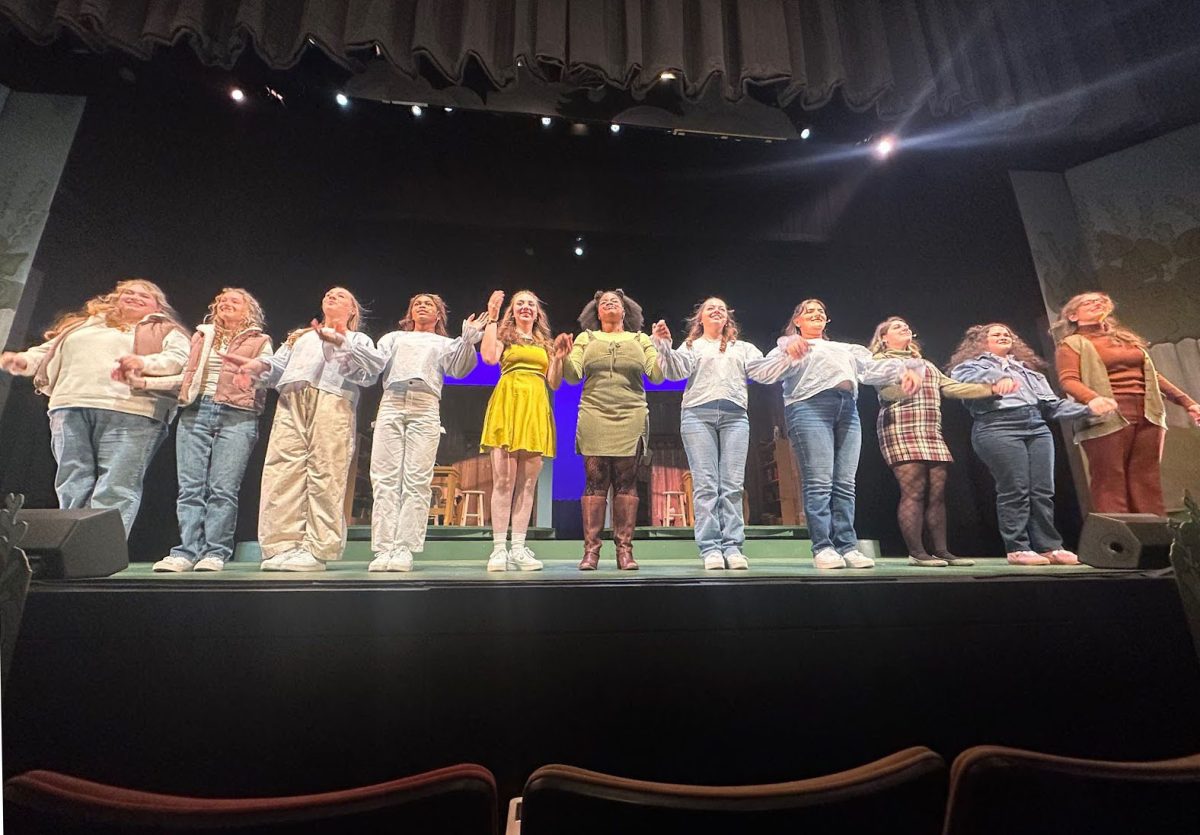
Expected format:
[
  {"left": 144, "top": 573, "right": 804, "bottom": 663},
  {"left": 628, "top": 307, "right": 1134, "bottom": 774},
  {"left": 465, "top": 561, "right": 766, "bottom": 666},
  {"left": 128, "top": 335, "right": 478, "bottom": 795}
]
[{"left": 947, "top": 323, "right": 1047, "bottom": 372}]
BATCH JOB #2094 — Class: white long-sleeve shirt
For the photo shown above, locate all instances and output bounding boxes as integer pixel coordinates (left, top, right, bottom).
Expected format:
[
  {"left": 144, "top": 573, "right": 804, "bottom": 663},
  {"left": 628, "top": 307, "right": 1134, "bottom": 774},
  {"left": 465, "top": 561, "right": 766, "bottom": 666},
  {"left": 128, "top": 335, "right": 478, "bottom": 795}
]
[
  {"left": 375, "top": 322, "right": 481, "bottom": 398},
  {"left": 766, "top": 336, "right": 911, "bottom": 405},
  {"left": 265, "top": 329, "right": 383, "bottom": 403},
  {"left": 13, "top": 315, "right": 189, "bottom": 420},
  {"left": 653, "top": 336, "right": 795, "bottom": 409}
]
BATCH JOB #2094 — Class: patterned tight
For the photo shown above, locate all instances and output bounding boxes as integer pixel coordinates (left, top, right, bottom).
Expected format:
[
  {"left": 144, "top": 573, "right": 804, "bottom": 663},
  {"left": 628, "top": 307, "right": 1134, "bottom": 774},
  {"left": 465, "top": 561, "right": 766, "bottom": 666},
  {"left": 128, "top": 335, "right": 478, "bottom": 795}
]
[
  {"left": 583, "top": 455, "right": 639, "bottom": 498},
  {"left": 892, "top": 462, "right": 952, "bottom": 559}
]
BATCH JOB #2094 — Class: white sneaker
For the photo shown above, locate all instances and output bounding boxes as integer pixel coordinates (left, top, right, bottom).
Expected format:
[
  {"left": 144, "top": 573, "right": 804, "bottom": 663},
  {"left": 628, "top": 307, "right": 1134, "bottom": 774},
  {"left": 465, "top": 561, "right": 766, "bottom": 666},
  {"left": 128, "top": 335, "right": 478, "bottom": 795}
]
[
  {"left": 507, "top": 545, "right": 544, "bottom": 571},
  {"left": 843, "top": 549, "right": 875, "bottom": 569},
  {"left": 260, "top": 550, "right": 296, "bottom": 571},
  {"left": 388, "top": 549, "right": 413, "bottom": 572},
  {"left": 153, "top": 556, "right": 193, "bottom": 573},
  {"left": 725, "top": 553, "right": 750, "bottom": 570},
  {"left": 813, "top": 548, "right": 846, "bottom": 570},
  {"left": 368, "top": 553, "right": 392, "bottom": 572},
  {"left": 486, "top": 545, "right": 509, "bottom": 572},
  {"left": 703, "top": 553, "right": 725, "bottom": 570},
  {"left": 280, "top": 552, "right": 326, "bottom": 572},
  {"left": 193, "top": 556, "right": 225, "bottom": 572}
]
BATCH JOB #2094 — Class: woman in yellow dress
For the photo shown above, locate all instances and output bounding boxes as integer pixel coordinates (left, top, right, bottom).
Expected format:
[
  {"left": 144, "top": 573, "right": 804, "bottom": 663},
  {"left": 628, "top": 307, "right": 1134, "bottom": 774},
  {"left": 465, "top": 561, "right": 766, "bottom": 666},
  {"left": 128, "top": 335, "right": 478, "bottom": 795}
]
[{"left": 479, "top": 289, "right": 572, "bottom": 571}]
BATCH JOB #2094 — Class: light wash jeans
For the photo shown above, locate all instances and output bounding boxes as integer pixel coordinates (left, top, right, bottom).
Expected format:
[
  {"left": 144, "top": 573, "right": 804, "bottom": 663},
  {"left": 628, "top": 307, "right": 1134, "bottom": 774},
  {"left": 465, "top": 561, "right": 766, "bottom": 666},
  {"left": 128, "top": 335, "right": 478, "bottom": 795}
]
[
  {"left": 785, "top": 389, "right": 863, "bottom": 554},
  {"left": 48, "top": 407, "right": 169, "bottom": 535},
  {"left": 370, "top": 388, "right": 443, "bottom": 554},
  {"left": 171, "top": 397, "right": 260, "bottom": 563},
  {"left": 680, "top": 399, "right": 750, "bottom": 557}
]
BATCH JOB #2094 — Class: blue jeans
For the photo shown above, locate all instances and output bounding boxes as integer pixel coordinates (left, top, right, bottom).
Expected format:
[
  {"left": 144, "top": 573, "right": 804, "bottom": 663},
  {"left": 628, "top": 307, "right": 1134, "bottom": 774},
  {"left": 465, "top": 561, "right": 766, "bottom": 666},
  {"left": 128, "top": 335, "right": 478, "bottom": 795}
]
[
  {"left": 785, "top": 389, "right": 862, "bottom": 554},
  {"left": 680, "top": 400, "right": 750, "bottom": 557},
  {"left": 48, "top": 407, "right": 169, "bottom": 535},
  {"left": 971, "top": 405, "right": 1062, "bottom": 553},
  {"left": 172, "top": 397, "right": 260, "bottom": 563}
]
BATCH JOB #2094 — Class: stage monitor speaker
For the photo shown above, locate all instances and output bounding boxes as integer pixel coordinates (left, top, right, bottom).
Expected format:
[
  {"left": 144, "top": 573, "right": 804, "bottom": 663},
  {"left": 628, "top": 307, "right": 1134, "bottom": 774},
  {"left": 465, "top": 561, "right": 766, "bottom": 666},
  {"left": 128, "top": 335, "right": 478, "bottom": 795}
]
[
  {"left": 15, "top": 508, "right": 129, "bottom": 579},
  {"left": 1078, "top": 513, "right": 1173, "bottom": 570}
]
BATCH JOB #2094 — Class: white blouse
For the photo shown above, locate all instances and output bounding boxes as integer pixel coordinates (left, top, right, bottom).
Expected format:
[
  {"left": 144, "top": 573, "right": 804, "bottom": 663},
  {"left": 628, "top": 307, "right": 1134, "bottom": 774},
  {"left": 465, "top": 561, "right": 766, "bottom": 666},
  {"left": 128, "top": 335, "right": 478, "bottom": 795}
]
[
  {"left": 265, "top": 329, "right": 383, "bottom": 403},
  {"left": 766, "top": 336, "right": 911, "bottom": 406},
  {"left": 653, "top": 336, "right": 795, "bottom": 409},
  {"left": 375, "top": 322, "right": 482, "bottom": 398}
]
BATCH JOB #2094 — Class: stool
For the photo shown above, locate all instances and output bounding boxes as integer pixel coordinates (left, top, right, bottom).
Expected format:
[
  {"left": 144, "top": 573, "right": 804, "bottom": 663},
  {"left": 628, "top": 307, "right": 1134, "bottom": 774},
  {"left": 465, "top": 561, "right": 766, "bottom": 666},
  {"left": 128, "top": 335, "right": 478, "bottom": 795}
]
[
  {"left": 662, "top": 491, "right": 688, "bottom": 526},
  {"left": 428, "top": 466, "right": 460, "bottom": 526},
  {"left": 458, "top": 490, "right": 486, "bottom": 526}
]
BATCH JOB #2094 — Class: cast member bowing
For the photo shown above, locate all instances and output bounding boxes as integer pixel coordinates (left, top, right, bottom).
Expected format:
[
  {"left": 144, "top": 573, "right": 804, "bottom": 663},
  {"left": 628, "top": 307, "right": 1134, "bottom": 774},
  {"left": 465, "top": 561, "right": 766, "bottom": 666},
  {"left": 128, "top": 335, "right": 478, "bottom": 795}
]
[
  {"left": 2, "top": 278, "right": 189, "bottom": 534},
  {"left": 949, "top": 322, "right": 1116, "bottom": 566},
  {"left": 479, "top": 289, "right": 571, "bottom": 571},
  {"left": 368, "top": 293, "right": 485, "bottom": 572},
  {"left": 651, "top": 297, "right": 794, "bottom": 570},
  {"left": 764, "top": 299, "right": 923, "bottom": 570},
  {"left": 224, "top": 287, "right": 383, "bottom": 571}
]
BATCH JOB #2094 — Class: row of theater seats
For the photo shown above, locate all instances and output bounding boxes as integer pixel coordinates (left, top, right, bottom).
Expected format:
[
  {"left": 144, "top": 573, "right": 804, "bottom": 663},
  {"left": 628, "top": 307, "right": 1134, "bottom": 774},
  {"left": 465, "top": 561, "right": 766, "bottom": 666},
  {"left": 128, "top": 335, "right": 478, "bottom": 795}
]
[{"left": 5, "top": 744, "right": 1200, "bottom": 834}]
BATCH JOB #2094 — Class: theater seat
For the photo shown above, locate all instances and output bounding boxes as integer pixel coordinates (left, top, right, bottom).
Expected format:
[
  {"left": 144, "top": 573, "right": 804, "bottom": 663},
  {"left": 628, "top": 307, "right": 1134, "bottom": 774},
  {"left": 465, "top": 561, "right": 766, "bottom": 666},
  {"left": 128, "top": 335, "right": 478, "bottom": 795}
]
[
  {"left": 3, "top": 763, "right": 497, "bottom": 835},
  {"left": 943, "top": 745, "right": 1200, "bottom": 835},
  {"left": 513, "top": 746, "right": 946, "bottom": 835}
]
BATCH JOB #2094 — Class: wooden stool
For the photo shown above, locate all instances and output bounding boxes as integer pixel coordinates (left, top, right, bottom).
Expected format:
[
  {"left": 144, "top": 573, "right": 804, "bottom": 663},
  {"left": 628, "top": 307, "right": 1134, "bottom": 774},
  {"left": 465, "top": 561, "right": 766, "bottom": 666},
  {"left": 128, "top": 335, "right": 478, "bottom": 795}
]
[
  {"left": 662, "top": 491, "right": 688, "bottom": 526},
  {"left": 428, "top": 466, "right": 460, "bottom": 526},
  {"left": 458, "top": 490, "right": 486, "bottom": 526}
]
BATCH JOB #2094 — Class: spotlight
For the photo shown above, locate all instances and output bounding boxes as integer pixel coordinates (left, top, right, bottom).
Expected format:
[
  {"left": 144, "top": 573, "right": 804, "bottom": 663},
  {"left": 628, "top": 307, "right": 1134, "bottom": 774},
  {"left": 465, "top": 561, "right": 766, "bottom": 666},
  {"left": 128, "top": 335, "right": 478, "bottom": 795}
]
[
  {"left": 610, "top": 124, "right": 621, "bottom": 134},
  {"left": 444, "top": 107, "right": 454, "bottom": 113},
  {"left": 411, "top": 104, "right": 423, "bottom": 117},
  {"left": 574, "top": 246, "right": 585, "bottom": 257},
  {"left": 229, "top": 87, "right": 245, "bottom": 103},
  {"left": 873, "top": 135, "right": 897, "bottom": 159},
  {"left": 659, "top": 71, "right": 677, "bottom": 81},
  {"left": 541, "top": 116, "right": 553, "bottom": 127},
  {"left": 335, "top": 92, "right": 349, "bottom": 107},
  {"left": 800, "top": 127, "right": 811, "bottom": 140}
]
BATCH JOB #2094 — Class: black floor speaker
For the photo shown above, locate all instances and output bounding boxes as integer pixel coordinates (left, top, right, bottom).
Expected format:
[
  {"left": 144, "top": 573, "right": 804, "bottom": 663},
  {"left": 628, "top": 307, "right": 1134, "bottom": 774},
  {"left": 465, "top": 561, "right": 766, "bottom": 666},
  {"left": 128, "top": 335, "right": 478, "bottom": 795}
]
[
  {"left": 14, "top": 508, "right": 129, "bottom": 579},
  {"left": 1078, "top": 512, "right": 1173, "bottom": 570}
]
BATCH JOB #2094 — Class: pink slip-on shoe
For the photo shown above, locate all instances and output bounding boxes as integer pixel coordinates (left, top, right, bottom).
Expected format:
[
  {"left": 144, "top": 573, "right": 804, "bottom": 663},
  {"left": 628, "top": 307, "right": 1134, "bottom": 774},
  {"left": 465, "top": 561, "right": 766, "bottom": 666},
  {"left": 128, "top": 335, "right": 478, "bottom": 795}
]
[
  {"left": 1007, "top": 550, "right": 1051, "bottom": 566},
  {"left": 1041, "top": 549, "right": 1081, "bottom": 565}
]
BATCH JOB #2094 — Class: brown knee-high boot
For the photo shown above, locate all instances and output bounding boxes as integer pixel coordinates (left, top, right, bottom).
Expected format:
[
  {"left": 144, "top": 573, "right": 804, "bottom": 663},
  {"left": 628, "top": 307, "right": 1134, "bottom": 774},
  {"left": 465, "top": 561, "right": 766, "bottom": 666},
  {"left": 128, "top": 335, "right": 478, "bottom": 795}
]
[
  {"left": 579, "top": 495, "right": 607, "bottom": 570},
  {"left": 612, "top": 494, "right": 639, "bottom": 570}
]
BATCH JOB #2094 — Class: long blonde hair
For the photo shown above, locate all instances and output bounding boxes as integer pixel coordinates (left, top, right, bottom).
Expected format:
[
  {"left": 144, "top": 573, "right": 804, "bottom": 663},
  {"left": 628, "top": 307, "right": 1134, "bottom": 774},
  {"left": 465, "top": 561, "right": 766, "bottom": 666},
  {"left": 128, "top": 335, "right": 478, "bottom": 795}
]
[
  {"left": 45, "top": 278, "right": 181, "bottom": 339},
  {"left": 1050, "top": 291, "right": 1147, "bottom": 348},
  {"left": 683, "top": 297, "right": 739, "bottom": 353},
  {"left": 869, "top": 316, "right": 923, "bottom": 358},
  {"left": 204, "top": 288, "right": 267, "bottom": 345},
  {"left": 397, "top": 293, "right": 449, "bottom": 337},
  {"left": 497, "top": 289, "right": 553, "bottom": 348},
  {"left": 285, "top": 286, "right": 364, "bottom": 347}
]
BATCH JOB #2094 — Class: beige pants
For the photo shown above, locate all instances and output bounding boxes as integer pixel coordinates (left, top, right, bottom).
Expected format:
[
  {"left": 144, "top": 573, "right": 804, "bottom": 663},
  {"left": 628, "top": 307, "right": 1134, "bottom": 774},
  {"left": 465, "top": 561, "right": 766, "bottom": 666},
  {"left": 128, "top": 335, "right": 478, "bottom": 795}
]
[{"left": 259, "top": 385, "right": 355, "bottom": 560}]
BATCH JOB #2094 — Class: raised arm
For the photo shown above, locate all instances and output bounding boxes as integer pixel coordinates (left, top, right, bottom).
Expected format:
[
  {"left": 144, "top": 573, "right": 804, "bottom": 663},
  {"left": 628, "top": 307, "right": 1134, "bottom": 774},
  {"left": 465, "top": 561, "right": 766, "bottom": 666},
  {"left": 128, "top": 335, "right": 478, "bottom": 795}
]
[
  {"left": 441, "top": 318, "right": 483, "bottom": 379},
  {"left": 638, "top": 333, "right": 665, "bottom": 384},
  {"left": 651, "top": 320, "right": 693, "bottom": 381},
  {"left": 563, "top": 331, "right": 588, "bottom": 384},
  {"left": 479, "top": 291, "right": 505, "bottom": 366},
  {"left": 546, "top": 333, "right": 573, "bottom": 391}
]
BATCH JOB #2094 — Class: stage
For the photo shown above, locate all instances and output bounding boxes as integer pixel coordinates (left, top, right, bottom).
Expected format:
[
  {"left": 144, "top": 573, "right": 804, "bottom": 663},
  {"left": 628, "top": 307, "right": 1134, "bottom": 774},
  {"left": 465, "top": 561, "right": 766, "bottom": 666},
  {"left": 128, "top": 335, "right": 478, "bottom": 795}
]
[{"left": 6, "top": 536, "right": 1200, "bottom": 809}]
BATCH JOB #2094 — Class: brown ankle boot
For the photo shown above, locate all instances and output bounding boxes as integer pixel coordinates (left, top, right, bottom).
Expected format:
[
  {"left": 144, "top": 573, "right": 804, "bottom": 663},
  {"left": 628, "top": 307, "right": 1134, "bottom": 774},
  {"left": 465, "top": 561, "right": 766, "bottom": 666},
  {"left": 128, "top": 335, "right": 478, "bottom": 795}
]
[
  {"left": 579, "top": 495, "right": 606, "bottom": 570},
  {"left": 612, "top": 494, "right": 639, "bottom": 570}
]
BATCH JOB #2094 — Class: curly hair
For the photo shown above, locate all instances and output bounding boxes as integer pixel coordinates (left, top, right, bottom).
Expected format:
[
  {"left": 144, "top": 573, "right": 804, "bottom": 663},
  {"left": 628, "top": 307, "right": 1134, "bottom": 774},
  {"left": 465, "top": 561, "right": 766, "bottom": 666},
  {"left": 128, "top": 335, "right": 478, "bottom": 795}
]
[
  {"left": 397, "top": 293, "right": 449, "bottom": 337},
  {"left": 868, "top": 316, "right": 923, "bottom": 358},
  {"left": 577, "top": 289, "right": 645, "bottom": 332},
  {"left": 497, "top": 289, "right": 553, "bottom": 349},
  {"left": 947, "top": 323, "right": 1047, "bottom": 372},
  {"left": 45, "top": 278, "right": 182, "bottom": 339},
  {"left": 1050, "top": 291, "right": 1147, "bottom": 348},
  {"left": 285, "top": 286, "right": 365, "bottom": 347},
  {"left": 683, "top": 297, "right": 739, "bottom": 353},
  {"left": 781, "top": 298, "right": 828, "bottom": 337},
  {"left": 203, "top": 288, "right": 267, "bottom": 345}
]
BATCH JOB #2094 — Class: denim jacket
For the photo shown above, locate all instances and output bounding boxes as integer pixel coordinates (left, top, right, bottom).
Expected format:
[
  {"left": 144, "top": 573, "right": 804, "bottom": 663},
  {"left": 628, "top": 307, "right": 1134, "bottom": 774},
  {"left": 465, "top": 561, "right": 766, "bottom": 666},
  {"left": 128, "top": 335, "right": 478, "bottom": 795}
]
[{"left": 950, "top": 353, "right": 1091, "bottom": 422}]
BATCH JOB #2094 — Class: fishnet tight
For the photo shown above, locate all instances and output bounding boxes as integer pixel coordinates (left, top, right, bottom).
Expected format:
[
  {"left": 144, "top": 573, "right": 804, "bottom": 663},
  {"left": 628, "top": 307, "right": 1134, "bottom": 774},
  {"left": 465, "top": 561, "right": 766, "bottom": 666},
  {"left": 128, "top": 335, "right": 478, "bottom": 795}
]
[
  {"left": 892, "top": 462, "right": 952, "bottom": 559},
  {"left": 583, "top": 455, "right": 639, "bottom": 497}
]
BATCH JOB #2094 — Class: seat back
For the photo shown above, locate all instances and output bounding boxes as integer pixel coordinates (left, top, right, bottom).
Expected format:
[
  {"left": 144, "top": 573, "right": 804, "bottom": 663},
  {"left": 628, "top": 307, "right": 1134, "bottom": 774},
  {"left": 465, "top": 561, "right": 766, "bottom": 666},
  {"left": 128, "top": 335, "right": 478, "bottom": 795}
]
[
  {"left": 4, "top": 763, "right": 497, "bottom": 835},
  {"left": 943, "top": 745, "right": 1200, "bottom": 835},
  {"left": 519, "top": 747, "right": 946, "bottom": 835}
]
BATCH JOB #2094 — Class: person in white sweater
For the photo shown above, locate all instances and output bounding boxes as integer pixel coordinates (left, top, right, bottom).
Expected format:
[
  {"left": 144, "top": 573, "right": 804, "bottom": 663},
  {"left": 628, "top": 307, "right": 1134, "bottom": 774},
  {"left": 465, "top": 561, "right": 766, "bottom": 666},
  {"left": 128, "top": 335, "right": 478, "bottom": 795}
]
[
  {"left": 652, "top": 297, "right": 795, "bottom": 569},
  {"left": 223, "top": 287, "right": 384, "bottom": 572},
  {"left": 367, "top": 293, "right": 486, "bottom": 572},
  {"left": 1, "top": 278, "right": 189, "bottom": 534}
]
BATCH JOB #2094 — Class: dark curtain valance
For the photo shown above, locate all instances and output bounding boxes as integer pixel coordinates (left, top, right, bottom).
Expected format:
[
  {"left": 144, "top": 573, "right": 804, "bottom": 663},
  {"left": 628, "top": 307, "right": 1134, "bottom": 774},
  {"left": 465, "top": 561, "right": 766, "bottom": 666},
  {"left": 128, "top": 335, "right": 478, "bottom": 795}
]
[{"left": 1, "top": 0, "right": 1195, "bottom": 125}]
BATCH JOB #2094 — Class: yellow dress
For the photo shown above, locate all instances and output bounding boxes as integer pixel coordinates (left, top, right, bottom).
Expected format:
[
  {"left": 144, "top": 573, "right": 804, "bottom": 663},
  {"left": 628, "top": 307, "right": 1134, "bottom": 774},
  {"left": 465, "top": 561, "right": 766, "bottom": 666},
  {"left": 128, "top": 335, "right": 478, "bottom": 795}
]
[{"left": 479, "top": 342, "right": 556, "bottom": 457}]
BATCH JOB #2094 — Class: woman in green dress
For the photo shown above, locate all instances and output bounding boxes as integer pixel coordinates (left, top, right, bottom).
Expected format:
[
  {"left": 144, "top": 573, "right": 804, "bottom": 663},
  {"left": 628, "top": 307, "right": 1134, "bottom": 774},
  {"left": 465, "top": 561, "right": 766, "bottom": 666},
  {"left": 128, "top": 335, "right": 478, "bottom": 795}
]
[{"left": 565, "top": 289, "right": 664, "bottom": 570}]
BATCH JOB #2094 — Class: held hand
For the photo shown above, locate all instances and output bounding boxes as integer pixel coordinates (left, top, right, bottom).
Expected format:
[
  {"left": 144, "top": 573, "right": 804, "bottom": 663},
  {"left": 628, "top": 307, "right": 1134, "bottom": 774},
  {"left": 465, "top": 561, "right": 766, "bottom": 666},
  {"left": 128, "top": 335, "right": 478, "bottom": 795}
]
[
  {"left": 552, "top": 332, "right": 574, "bottom": 360},
  {"left": 311, "top": 319, "right": 346, "bottom": 346},
  {"left": 1087, "top": 396, "right": 1118, "bottom": 416},
  {"left": 111, "top": 354, "right": 146, "bottom": 383},
  {"left": 784, "top": 337, "right": 809, "bottom": 361},
  {"left": 992, "top": 377, "right": 1019, "bottom": 396},
  {"left": 0, "top": 352, "right": 28, "bottom": 373},
  {"left": 651, "top": 319, "right": 672, "bottom": 342},
  {"left": 899, "top": 369, "right": 923, "bottom": 397},
  {"left": 464, "top": 313, "right": 485, "bottom": 330},
  {"left": 128, "top": 376, "right": 147, "bottom": 390},
  {"left": 221, "top": 354, "right": 268, "bottom": 389},
  {"left": 486, "top": 290, "right": 505, "bottom": 322},
  {"left": 1188, "top": 404, "right": 1200, "bottom": 427}
]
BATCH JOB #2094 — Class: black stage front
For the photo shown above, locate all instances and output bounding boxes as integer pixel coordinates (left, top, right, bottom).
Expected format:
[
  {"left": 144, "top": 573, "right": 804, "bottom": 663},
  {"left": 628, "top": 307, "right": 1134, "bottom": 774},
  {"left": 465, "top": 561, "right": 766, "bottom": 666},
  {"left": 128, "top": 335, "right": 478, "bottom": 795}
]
[{"left": 5, "top": 558, "right": 1200, "bottom": 808}]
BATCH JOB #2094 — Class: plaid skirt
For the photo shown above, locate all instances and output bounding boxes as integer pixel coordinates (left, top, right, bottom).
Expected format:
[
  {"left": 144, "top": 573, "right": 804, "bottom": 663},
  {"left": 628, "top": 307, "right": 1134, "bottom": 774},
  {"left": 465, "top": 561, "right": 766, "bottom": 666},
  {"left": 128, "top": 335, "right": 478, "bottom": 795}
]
[{"left": 876, "top": 370, "right": 953, "bottom": 466}]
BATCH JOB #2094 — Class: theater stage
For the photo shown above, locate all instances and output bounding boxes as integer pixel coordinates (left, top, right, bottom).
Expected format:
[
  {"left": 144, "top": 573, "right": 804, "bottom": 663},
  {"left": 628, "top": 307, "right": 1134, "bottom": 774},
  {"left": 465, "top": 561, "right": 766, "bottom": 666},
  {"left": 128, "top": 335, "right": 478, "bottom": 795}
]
[{"left": 5, "top": 531, "right": 1200, "bottom": 810}]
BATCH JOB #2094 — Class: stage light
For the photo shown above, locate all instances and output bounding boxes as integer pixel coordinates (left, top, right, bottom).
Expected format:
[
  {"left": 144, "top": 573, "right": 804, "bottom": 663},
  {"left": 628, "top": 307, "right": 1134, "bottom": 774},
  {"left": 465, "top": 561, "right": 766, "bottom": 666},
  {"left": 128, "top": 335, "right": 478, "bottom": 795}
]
[
  {"left": 800, "top": 127, "right": 811, "bottom": 140},
  {"left": 873, "top": 135, "right": 897, "bottom": 159},
  {"left": 335, "top": 92, "right": 349, "bottom": 107},
  {"left": 541, "top": 116, "right": 553, "bottom": 127},
  {"left": 659, "top": 71, "right": 677, "bottom": 81},
  {"left": 411, "top": 104, "right": 423, "bottom": 117},
  {"left": 229, "top": 87, "right": 245, "bottom": 103},
  {"left": 610, "top": 124, "right": 621, "bottom": 134},
  {"left": 574, "top": 246, "right": 584, "bottom": 257},
  {"left": 444, "top": 107, "right": 454, "bottom": 113}
]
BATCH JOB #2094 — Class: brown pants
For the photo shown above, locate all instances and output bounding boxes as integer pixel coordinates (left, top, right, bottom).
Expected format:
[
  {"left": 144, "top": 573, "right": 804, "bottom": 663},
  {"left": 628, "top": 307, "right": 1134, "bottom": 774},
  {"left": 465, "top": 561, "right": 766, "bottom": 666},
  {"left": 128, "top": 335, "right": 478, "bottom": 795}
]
[
  {"left": 1082, "top": 397, "right": 1166, "bottom": 516},
  {"left": 259, "top": 385, "right": 356, "bottom": 560}
]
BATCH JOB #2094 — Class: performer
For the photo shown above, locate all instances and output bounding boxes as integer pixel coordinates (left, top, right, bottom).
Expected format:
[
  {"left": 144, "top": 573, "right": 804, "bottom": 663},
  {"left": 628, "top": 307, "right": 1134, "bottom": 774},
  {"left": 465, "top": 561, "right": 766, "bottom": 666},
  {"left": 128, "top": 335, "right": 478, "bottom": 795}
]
[
  {"left": 652, "top": 297, "right": 792, "bottom": 569},
  {"left": 141, "top": 288, "right": 273, "bottom": 572},
  {"left": 565, "top": 289, "right": 664, "bottom": 571},
  {"left": 868, "top": 316, "right": 1013, "bottom": 567},
  {"left": 1, "top": 279, "right": 189, "bottom": 534},
  {"left": 949, "top": 323, "right": 1116, "bottom": 565},
  {"left": 369, "top": 293, "right": 485, "bottom": 572},
  {"left": 1052, "top": 292, "right": 1200, "bottom": 515},
  {"left": 763, "top": 299, "right": 921, "bottom": 570},
  {"left": 223, "top": 287, "right": 383, "bottom": 571},
  {"left": 479, "top": 289, "right": 569, "bottom": 572}
]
